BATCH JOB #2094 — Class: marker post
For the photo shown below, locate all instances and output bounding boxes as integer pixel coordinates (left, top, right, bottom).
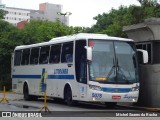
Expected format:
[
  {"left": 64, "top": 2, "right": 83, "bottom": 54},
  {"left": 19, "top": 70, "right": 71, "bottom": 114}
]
[
  {"left": 39, "top": 70, "right": 50, "bottom": 112},
  {"left": 40, "top": 90, "right": 50, "bottom": 112},
  {"left": 0, "top": 86, "right": 9, "bottom": 103}
]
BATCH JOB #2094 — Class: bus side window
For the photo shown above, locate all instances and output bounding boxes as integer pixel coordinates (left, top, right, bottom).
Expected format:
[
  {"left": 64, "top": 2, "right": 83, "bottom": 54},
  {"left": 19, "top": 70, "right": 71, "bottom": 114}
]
[
  {"left": 75, "top": 40, "right": 87, "bottom": 84},
  {"left": 14, "top": 50, "right": 22, "bottom": 66},
  {"left": 21, "top": 49, "right": 30, "bottom": 65},
  {"left": 61, "top": 42, "right": 73, "bottom": 63},
  {"left": 39, "top": 46, "right": 50, "bottom": 64},
  {"left": 30, "top": 47, "right": 40, "bottom": 65},
  {"left": 49, "top": 44, "right": 61, "bottom": 64}
]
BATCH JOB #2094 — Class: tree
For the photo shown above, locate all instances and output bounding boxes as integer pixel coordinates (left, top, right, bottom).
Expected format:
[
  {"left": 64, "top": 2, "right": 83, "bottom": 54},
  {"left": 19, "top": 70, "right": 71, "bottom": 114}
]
[
  {"left": 0, "top": 20, "right": 18, "bottom": 90},
  {"left": 21, "top": 20, "right": 74, "bottom": 44},
  {"left": 88, "top": 0, "right": 160, "bottom": 37},
  {"left": 0, "top": 9, "right": 7, "bottom": 19}
]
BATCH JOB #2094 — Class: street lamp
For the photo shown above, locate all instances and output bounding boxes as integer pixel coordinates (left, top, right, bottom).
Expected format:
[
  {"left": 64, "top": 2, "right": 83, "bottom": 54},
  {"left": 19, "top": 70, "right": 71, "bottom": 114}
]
[{"left": 57, "top": 12, "right": 72, "bottom": 25}]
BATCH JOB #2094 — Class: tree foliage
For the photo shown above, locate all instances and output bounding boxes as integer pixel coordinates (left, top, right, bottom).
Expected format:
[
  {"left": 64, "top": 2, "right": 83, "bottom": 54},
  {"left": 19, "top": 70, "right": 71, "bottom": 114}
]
[
  {"left": 86, "top": 0, "right": 160, "bottom": 37},
  {"left": 0, "top": 9, "right": 7, "bottom": 19}
]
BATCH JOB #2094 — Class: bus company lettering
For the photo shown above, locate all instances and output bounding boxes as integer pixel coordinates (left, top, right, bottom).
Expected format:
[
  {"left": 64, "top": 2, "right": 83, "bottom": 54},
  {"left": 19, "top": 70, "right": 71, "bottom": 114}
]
[
  {"left": 124, "top": 94, "right": 137, "bottom": 99},
  {"left": 54, "top": 69, "right": 68, "bottom": 74}
]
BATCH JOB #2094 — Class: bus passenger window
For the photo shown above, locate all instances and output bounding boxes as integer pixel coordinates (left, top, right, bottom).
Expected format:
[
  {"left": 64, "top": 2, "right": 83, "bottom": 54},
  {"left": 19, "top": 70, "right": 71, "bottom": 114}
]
[
  {"left": 30, "top": 47, "right": 40, "bottom": 65},
  {"left": 49, "top": 44, "right": 61, "bottom": 64},
  {"left": 61, "top": 42, "right": 73, "bottom": 63},
  {"left": 14, "top": 50, "right": 22, "bottom": 66},
  {"left": 39, "top": 46, "right": 50, "bottom": 64},
  {"left": 21, "top": 49, "right": 30, "bottom": 65}
]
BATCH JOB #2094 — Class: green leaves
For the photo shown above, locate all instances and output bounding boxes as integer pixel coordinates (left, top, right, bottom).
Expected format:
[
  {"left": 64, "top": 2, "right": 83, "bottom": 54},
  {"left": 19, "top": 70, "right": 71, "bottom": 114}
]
[
  {"left": 88, "top": 1, "right": 160, "bottom": 37},
  {"left": 0, "top": 9, "right": 7, "bottom": 19}
]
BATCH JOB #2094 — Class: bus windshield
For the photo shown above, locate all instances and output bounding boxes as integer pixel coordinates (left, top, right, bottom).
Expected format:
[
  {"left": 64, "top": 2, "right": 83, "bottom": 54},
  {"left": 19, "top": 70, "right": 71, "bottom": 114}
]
[{"left": 89, "top": 40, "right": 138, "bottom": 84}]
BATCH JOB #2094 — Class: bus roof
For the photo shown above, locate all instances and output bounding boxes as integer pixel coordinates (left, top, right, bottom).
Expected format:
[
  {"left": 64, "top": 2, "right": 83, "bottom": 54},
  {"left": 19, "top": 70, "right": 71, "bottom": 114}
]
[{"left": 15, "top": 33, "right": 133, "bottom": 50}]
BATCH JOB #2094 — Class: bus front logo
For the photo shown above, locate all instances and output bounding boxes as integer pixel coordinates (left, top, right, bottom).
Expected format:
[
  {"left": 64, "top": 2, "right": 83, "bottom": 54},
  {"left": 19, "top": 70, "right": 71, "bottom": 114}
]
[{"left": 115, "top": 88, "right": 119, "bottom": 92}]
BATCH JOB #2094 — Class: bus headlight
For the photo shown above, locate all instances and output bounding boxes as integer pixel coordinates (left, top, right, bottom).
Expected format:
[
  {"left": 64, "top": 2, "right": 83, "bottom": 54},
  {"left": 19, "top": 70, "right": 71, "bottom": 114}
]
[
  {"left": 89, "top": 84, "right": 102, "bottom": 91},
  {"left": 130, "top": 86, "right": 139, "bottom": 91}
]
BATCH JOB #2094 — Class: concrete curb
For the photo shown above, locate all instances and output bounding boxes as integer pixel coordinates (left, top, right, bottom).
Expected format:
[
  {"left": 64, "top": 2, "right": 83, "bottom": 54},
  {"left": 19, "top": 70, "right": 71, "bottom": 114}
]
[{"left": 117, "top": 105, "right": 160, "bottom": 112}]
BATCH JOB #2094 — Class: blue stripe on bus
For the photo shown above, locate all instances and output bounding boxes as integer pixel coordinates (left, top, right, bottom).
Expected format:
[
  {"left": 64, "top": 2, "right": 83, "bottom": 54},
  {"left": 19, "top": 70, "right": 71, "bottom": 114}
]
[
  {"left": 102, "top": 87, "right": 131, "bottom": 93},
  {"left": 12, "top": 75, "right": 74, "bottom": 80},
  {"left": 12, "top": 75, "right": 41, "bottom": 79},
  {"left": 48, "top": 75, "right": 74, "bottom": 79}
]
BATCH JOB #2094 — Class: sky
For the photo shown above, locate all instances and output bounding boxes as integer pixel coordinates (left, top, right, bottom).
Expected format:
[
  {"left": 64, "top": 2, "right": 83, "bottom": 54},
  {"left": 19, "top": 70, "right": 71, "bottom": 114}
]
[{"left": 1, "top": 0, "right": 140, "bottom": 27}]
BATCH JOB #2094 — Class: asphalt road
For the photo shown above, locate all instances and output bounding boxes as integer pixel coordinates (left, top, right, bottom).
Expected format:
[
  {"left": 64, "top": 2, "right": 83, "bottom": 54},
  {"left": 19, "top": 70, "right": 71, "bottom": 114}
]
[{"left": 0, "top": 93, "right": 159, "bottom": 120}]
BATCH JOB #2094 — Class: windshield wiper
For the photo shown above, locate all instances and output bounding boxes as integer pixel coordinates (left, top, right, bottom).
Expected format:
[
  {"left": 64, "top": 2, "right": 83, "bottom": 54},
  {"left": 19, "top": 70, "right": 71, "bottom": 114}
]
[
  {"left": 106, "top": 58, "right": 133, "bottom": 84},
  {"left": 116, "top": 58, "right": 132, "bottom": 84},
  {"left": 106, "top": 58, "right": 116, "bottom": 79},
  {"left": 116, "top": 59, "right": 127, "bottom": 79}
]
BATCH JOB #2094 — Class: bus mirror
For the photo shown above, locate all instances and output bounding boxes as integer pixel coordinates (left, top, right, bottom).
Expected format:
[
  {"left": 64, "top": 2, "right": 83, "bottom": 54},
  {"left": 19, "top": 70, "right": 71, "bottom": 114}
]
[
  {"left": 137, "top": 49, "right": 148, "bottom": 64},
  {"left": 84, "top": 46, "right": 92, "bottom": 61}
]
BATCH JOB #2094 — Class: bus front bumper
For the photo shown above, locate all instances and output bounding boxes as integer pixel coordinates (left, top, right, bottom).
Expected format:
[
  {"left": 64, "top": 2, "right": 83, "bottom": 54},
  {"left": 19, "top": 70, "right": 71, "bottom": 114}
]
[{"left": 87, "top": 90, "right": 139, "bottom": 103}]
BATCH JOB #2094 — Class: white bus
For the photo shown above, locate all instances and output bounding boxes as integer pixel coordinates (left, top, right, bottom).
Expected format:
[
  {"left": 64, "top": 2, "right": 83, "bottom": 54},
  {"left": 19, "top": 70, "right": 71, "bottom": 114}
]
[{"left": 12, "top": 33, "right": 148, "bottom": 107}]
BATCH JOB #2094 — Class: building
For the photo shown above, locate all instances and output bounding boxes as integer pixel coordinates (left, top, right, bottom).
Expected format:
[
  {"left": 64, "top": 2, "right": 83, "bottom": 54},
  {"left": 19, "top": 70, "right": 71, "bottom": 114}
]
[
  {"left": 1, "top": 7, "right": 30, "bottom": 26},
  {"left": 123, "top": 17, "right": 160, "bottom": 107},
  {"left": 17, "top": 21, "right": 26, "bottom": 29},
  {"left": 0, "top": 1, "right": 69, "bottom": 26}
]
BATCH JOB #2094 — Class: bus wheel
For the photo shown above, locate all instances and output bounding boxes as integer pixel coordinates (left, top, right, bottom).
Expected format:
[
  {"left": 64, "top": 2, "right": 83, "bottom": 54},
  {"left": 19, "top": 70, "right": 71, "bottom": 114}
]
[
  {"left": 23, "top": 84, "right": 30, "bottom": 101},
  {"left": 105, "top": 102, "right": 117, "bottom": 108},
  {"left": 30, "top": 95, "right": 38, "bottom": 101},
  {"left": 64, "top": 87, "right": 75, "bottom": 106}
]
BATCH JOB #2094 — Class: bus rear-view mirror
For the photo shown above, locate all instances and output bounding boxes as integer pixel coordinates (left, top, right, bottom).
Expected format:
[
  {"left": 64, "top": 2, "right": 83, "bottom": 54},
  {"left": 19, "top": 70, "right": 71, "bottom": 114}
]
[
  {"left": 84, "top": 46, "right": 92, "bottom": 61},
  {"left": 137, "top": 49, "right": 148, "bottom": 64}
]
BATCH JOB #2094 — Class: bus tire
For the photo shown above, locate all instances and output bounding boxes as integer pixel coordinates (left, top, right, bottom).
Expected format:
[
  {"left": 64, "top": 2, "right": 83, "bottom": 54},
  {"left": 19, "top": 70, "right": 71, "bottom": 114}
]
[
  {"left": 64, "top": 86, "right": 76, "bottom": 106},
  {"left": 23, "top": 83, "right": 31, "bottom": 101},
  {"left": 30, "top": 95, "right": 38, "bottom": 101},
  {"left": 105, "top": 102, "right": 117, "bottom": 108},
  {"left": 53, "top": 98, "right": 63, "bottom": 103}
]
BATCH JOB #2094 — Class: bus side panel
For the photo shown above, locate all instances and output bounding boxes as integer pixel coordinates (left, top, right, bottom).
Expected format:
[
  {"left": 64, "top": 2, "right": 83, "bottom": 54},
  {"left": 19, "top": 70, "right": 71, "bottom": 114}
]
[{"left": 55, "top": 63, "right": 79, "bottom": 100}]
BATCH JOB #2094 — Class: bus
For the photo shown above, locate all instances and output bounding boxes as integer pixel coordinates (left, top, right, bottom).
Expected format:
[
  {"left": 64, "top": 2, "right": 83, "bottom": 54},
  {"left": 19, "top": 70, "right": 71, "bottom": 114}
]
[{"left": 12, "top": 33, "right": 148, "bottom": 107}]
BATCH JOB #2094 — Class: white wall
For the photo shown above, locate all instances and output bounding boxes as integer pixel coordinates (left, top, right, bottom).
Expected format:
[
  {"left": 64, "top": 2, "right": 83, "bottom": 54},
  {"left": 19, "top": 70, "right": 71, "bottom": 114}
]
[{"left": 2, "top": 7, "right": 30, "bottom": 26}]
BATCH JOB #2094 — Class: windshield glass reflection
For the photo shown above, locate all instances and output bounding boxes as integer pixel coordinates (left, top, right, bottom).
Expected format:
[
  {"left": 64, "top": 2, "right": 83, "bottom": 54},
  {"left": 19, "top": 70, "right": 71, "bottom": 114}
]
[{"left": 89, "top": 40, "right": 138, "bottom": 84}]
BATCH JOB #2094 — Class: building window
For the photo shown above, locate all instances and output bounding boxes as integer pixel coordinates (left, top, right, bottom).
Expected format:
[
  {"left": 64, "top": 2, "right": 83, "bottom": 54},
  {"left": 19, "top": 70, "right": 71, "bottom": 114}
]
[{"left": 153, "top": 42, "right": 160, "bottom": 64}]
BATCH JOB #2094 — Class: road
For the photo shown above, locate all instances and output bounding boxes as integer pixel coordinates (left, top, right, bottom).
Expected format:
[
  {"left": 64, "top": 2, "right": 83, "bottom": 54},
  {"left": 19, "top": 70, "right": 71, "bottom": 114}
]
[{"left": 0, "top": 93, "right": 159, "bottom": 119}]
